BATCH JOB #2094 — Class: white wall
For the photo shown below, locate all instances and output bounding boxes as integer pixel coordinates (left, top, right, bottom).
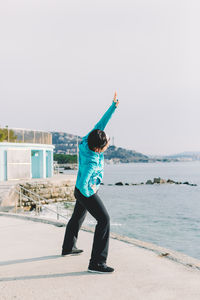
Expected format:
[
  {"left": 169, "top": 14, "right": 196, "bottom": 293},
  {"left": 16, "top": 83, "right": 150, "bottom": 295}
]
[{"left": 7, "top": 149, "right": 31, "bottom": 180}]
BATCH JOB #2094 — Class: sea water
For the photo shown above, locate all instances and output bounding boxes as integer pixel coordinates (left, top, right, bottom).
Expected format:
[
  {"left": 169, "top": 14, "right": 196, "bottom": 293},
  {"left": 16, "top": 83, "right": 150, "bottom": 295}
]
[{"left": 63, "top": 161, "right": 200, "bottom": 260}]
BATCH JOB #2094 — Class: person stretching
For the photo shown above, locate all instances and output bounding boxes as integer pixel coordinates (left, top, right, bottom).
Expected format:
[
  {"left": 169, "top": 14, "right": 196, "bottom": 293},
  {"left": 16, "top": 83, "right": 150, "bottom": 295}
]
[{"left": 61, "top": 92, "right": 119, "bottom": 273}]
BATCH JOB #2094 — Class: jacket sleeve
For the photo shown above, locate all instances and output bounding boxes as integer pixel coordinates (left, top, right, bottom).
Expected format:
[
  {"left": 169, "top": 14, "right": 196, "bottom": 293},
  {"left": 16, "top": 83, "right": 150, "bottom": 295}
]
[
  {"left": 78, "top": 161, "right": 97, "bottom": 197},
  {"left": 93, "top": 101, "right": 117, "bottom": 131},
  {"left": 82, "top": 101, "right": 117, "bottom": 140}
]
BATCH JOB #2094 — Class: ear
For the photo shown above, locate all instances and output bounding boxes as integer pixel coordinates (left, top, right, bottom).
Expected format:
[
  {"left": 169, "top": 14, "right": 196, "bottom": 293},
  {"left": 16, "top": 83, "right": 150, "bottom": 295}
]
[{"left": 94, "top": 147, "right": 100, "bottom": 153}]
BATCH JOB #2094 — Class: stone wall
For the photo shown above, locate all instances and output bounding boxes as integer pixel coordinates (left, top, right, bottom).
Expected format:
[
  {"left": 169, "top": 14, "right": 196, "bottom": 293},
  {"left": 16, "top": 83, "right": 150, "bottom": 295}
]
[
  {"left": 0, "top": 175, "right": 76, "bottom": 211},
  {"left": 19, "top": 179, "right": 75, "bottom": 209}
]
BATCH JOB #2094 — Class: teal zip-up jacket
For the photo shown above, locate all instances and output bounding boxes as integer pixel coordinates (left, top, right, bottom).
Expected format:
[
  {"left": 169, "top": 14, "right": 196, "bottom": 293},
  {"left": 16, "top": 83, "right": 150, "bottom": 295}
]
[{"left": 75, "top": 101, "right": 117, "bottom": 197}]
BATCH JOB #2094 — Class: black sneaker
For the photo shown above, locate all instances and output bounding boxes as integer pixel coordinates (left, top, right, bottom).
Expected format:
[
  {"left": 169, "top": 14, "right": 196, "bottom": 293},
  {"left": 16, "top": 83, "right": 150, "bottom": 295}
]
[
  {"left": 88, "top": 262, "right": 114, "bottom": 274},
  {"left": 61, "top": 248, "right": 83, "bottom": 256}
]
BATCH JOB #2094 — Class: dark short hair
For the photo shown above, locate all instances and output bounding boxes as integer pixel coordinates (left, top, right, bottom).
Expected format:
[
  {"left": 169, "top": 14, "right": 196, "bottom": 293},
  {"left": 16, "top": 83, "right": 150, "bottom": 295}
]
[{"left": 87, "top": 129, "right": 108, "bottom": 151}]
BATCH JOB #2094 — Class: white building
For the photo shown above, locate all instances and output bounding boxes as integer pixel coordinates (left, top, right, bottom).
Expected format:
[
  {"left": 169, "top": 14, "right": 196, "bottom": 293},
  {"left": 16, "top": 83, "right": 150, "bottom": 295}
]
[{"left": 0, "top": 128, "right": 54, "bottom": 181}]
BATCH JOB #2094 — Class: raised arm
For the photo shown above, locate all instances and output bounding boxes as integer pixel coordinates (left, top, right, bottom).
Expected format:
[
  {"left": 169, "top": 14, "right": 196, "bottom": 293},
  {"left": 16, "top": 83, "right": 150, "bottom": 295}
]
[
  {"left": 83, "top": 92, "right": 119, "bottom": 140},
  {"left": 93, "top": 92, "right": 119, "bottom": 131},
  {"left": 93, "top": 103, "right": 116, "bottom": 131}
]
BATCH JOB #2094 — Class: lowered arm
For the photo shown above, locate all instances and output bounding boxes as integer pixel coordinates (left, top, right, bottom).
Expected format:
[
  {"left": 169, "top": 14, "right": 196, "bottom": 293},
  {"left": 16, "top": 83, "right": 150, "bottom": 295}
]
[{"left": 78, "top": 162, "right": 97, "bottom": 197}]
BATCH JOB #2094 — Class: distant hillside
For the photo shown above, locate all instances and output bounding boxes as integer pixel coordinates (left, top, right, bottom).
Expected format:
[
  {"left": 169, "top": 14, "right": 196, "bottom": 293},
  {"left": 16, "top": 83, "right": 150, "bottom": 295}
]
[
  {"left": 51, "top": 131, "right": 81, "bottom": 155},
  {"left": 51, "top": 131, "right": 149, "bottom": 162},
  {"left": 104, "top": 145, "right": 149, "bottom": 163},
  {"left": 52, "top": 131, "right": 189, "bottom": 163}
]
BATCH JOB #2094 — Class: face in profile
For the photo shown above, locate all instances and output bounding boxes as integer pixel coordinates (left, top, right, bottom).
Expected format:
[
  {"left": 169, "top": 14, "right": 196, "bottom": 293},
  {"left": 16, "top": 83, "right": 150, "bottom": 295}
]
[
  {"left": 95, "top": 137, "right": 110, "bottom": 153},
  {"left": 101, "top": 138, "right": 110, "bottom": 152}
]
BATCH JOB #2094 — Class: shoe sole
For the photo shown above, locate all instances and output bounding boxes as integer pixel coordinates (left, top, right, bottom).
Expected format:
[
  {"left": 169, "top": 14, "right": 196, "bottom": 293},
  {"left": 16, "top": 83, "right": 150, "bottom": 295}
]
[
  {"left": 61, "top": 252, "right": 83, "bottom": 256},
  {"left": 87, "top": 269, "right": 114, "bottom": 274}
]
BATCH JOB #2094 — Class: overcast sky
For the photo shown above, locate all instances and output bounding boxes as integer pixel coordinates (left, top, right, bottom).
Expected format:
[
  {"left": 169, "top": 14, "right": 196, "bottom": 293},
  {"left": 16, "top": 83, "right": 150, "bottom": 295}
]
[{"left": 0, "top": 0, "right": 200, "bottom": 155}]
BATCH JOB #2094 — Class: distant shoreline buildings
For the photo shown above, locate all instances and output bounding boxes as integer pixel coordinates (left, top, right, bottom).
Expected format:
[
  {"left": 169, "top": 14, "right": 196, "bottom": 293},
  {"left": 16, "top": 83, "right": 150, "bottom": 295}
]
[
  {"left": 1, "top": 128, "right": 199, "bottom": 182},
  {"left": 51, "top": 131, "right": 200, "bottom": 163}
]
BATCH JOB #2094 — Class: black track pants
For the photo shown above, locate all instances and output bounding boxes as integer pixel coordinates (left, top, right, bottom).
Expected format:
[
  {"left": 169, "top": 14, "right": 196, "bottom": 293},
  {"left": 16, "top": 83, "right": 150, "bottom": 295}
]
[{"left": 62, "top": 186, "right": 110, "bottom": 264}]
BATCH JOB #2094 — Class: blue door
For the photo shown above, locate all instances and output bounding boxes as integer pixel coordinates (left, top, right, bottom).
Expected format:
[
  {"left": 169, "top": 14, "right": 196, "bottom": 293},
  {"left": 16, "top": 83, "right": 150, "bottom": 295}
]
[
  {"left": 46, "top": 151, "right": 52, "bottom": 178},
  {"left": 31, "top": 150, "right": 43, "bottom": 178}
]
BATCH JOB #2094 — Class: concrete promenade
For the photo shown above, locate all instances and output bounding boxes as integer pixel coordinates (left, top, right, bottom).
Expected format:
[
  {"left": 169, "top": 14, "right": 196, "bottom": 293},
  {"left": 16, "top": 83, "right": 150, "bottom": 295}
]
[{"left": 1, "top": 214, "right": 200, "bottom": 300}]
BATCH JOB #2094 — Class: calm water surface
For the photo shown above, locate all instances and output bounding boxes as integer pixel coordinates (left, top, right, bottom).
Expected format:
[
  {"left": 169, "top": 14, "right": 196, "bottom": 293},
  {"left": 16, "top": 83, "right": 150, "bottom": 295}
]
[{"left": 58, "top": 162, "right": 200, "bottom": 260}]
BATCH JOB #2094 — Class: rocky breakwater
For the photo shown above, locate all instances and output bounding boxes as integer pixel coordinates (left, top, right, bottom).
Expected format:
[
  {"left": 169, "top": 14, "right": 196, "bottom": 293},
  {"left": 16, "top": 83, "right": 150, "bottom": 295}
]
[
  {"left": 145, "top": 177, "right": 197, "bottom": 186},
  {"left": 103, "top": 177, "right": 197, "bottom": 187}
]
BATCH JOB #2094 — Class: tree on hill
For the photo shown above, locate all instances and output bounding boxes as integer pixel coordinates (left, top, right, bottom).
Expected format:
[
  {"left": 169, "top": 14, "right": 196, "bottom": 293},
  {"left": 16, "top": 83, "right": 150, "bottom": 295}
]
[{"left": 53, "top": 153, "right": 77, "bottom": 164}]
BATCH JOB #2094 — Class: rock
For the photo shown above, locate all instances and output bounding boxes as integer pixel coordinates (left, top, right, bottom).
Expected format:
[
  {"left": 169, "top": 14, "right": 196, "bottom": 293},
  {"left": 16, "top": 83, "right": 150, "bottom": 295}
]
[
  {"left": 100, "top": 183, "right": 104, "bottom": 185},
  {"left": 153, "top": 177, "right": 166, "bottom": 184},
  {"left": 125, "top": 183, "right": 129, "bottom": 186},
  {"left": 64, "top": 180, "right": 73, "bottom": 187},
  {"left": 167, "top": 179, "right": 175, "bottom": 184},
  {"left": 146, "top": 180, "right": 153, "bottom": 185},
  {"left": 30, "top": 203, "right": 36, "bottom": 211},
  {"left": 160, "top": 179, "right": 167, "bottom": 184},
  {"left": 115, "top": 182, "right": 123, "bottom": 186},
  {"left": 183, "top": 182, "right": 189, "bottom": 185},
  {"left": 153, "top": 177, "right": 160, "bottom": 184},
  {"left": 37, "top": 188, "right": 50, "bottom": 195},
  {"left": 42, "top": 194, "right": 51, "bottom": 199},
  {"left": 140, "top": 182, "right": 144, "bottom": 185},
  {"left": 108, "top": 184, "right": 113, "bottom": 186},
  {"left": 159, "top": 252, "right": 170, "bottom": 257},
  {"left": 51, "top": 193, "right": 59, "bottom": 198},
  {"left": 43, "top": 183, "right": 52, "bottom": 188}
]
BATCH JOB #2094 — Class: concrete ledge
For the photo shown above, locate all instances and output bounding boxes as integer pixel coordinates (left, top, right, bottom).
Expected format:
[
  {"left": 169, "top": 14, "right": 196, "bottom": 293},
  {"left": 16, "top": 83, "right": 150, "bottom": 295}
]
[
  {"left": 0, "top": 211, "right": 66, "bottom": 227},
  {"left": 1, "top": 211, "right": 200, "bottom": 272}
]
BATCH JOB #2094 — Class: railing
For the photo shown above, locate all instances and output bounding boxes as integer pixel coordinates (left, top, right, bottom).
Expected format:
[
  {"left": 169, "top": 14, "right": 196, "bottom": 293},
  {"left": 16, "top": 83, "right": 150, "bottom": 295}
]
[
  {"left": 14, "top": 185, "right": 74, "bottom": 221},
  {"left": 53, "top": 162, "right": 78, "bottom": 175},
  {"left": 0, "top": 127, "right": 52, "bottom": 145},
  {"left": 53, "top": 161, "right": 60, "bottom": 175}
]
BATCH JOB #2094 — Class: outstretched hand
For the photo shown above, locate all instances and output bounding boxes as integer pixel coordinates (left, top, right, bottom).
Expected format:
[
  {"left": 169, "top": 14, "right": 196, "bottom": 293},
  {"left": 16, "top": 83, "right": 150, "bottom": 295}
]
[{"left": 113, "top": 91, "right": 119, "bottom": 107}]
